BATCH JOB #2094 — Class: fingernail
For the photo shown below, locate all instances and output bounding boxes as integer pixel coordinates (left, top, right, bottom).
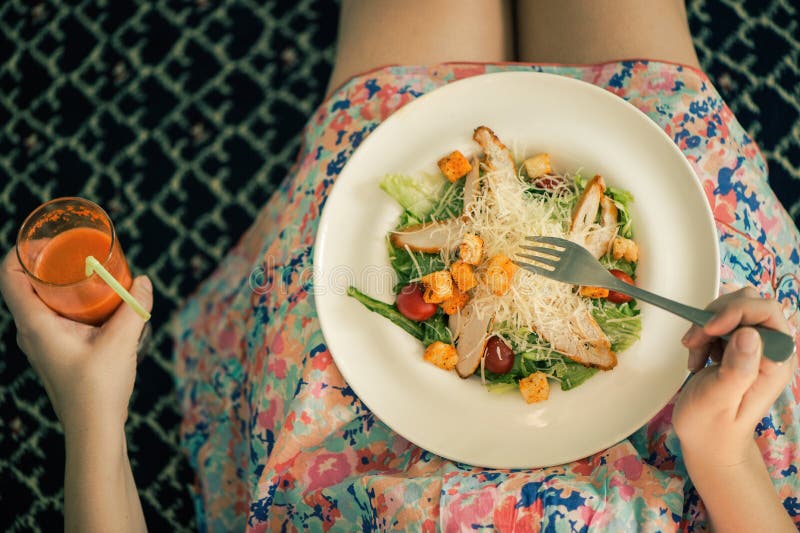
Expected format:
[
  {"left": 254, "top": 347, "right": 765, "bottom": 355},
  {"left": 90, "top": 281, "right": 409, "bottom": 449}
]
[
  {"left": 732, "top": 329, "right": 760, "bottom": 373},
  {"left": 735, "top": 328, "right": 759, "bottom": 353},
  {"left": 681, "top": 329, "right": 693, "bottom": 345},
  {"left": 138, "top": 276, "right": 152, "bottom": 292},
  {"left": 704, "top": 312, "right": 725, "bottom": 330}
]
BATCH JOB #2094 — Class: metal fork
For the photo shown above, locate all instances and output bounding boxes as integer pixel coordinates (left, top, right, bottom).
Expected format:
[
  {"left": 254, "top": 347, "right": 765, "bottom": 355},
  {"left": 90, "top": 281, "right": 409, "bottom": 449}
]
[{"left": 516, "top": 236, "right": 795, "bottom": 363}]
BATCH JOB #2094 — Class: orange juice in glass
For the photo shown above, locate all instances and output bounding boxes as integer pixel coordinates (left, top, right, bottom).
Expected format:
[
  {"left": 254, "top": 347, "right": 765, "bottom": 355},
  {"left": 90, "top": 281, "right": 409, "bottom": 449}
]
[{"left": 16, "top": 197, "right": 132, "bottom": 325}]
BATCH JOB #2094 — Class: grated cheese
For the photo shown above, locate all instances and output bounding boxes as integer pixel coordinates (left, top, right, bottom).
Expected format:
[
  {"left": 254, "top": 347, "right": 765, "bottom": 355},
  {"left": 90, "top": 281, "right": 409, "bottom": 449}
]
[
  {"left": 404, "top": 244, "right": 424, "bottom": 281},
  {"left": 440, "top": 149, "right": 606, "bottom": 358}
]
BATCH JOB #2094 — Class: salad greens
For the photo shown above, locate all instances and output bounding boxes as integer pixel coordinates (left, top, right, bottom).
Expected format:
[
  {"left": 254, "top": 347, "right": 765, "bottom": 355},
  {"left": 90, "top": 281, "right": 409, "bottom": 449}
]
[
  {"left": 379, "top": 173, "right": 445, "bottom": 222},
  {"left": 591, "top": 300, "right": 642, "bottom": 352},
  {"left": 346, "top": 287, "right": 452, "bottom": 344},
  {"left": 601, "top": 255, "right": 636, "bottom": 278},
  {"left": 606, "top": 185, "right": 635, "bottom": 239},
  {"left": 388, "top": 239, "right": 445, "bottom": 290},
  {"left": 380, "top": 173, "right": 463, "bottom": 227}
]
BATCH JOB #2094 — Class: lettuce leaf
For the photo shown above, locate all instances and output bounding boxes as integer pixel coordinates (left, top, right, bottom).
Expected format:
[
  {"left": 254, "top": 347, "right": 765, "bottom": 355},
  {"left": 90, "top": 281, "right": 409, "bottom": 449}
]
[
  {"left": 606, "top": 185, "right": 634, "bottom": 238},
  {"left": 591, "top": 300, "right": 642, "bottom": 352},
  {"left": 486, "top": 382, "right": 518, "bottom": 394},
  {"left": 380, "top": 173, "right": 464, "bottom": 227},
  {"left": 421, "top": 309, "right": 453, "bottom": 345},
  {"left": 347, "top": 286, "right": 451, "bottom": 345},
  {"left": 428, "top": 180, "right": 464, "bottom": 221},
  {"left": 346, "top": 286, "right": 424, "bottom": 340},
  {"left": 380, "top": 173, "right": 446, "bottom": 220},
  {"left": 600, "top": 255, "right": 637, "bottom": 277},
  {"left": 555, "top": 360, "right": 599, "bottom": 391},
  {"left": 387, "top": 239, "right": 446, "bottom": 290}
]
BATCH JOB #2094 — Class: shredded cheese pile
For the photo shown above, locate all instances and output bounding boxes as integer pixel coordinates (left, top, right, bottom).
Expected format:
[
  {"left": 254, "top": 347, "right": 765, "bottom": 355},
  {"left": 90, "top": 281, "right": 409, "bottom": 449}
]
[{"left": 447, "top": 161, "right": 598, "bottom": 355}]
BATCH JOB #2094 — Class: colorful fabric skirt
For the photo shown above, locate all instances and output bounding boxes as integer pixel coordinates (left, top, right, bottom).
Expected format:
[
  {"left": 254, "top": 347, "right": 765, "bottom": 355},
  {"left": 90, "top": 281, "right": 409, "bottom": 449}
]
[{"left": 174, "top": 61, "right": 800, "bottom": 532}]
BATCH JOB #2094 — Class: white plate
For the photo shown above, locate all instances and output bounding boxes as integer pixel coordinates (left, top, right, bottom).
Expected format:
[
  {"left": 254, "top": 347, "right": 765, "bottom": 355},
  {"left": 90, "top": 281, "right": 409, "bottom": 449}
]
[{"left": 313, "top": 72, "right": 719, "bottom": 469}]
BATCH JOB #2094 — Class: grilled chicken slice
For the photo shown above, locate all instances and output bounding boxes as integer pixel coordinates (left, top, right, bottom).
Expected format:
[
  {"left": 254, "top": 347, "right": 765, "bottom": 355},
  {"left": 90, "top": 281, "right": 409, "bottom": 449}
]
[
  {"left": 389, "top": 218, "right": 462, "bottom": 253},
  {"left": 462, "top": 156, "right": 481, "bottom": 216},
  {"left": 583, "top": 195, "right": 618, "bottom": 258},
  {"left": 571, "top": 175, "right": 603, "bottom": 231},
  {"left": 534, "top": 307, "right": 616, "bottom": 370},
  {"left": 448, "top": 310, "right": 464, "bottom": 342},
  {"left": 565, "top": 308, "right": 617, "bottom": 369},
  {"left": 570, "top": 175, "right": 618, "bottom": 259},
  {"left": 473, "top": 126, "right": 516, "bottom": 188},
  {"left": 450, "top": 300, "right": 496, "bottom": 378}
]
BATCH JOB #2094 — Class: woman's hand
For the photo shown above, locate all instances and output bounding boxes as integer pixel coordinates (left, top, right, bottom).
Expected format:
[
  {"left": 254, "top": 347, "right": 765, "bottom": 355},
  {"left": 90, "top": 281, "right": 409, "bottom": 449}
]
[
  {"left": 0, "top": 249, "right": 153, "bottom": 434},
  {"left": 673, "top": 287, "right": 797, "bottom": 532},
  {"left": 1, "top": 249, "right": 151, "bottom": 532},
  {"left": 673, "top": 287, "right": 796, "bottom": 466}
]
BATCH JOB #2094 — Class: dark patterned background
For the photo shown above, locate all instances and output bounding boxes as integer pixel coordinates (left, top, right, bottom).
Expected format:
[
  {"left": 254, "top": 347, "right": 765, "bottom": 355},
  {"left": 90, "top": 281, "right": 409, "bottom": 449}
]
[{"left": 0, "top": 0, "right": 797, "bottom": 531}]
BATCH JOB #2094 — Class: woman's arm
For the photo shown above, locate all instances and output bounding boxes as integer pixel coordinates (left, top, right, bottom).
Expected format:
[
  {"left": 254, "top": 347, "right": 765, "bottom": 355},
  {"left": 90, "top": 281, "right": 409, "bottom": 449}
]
[
  {"left": 65, "top": 422, "right": 146, "bottom": 533},
  {"left": 674, "top": 289, "right": 797, "bottom": 532},
  {"left": 684, "top": 440, "right": 794, "bottom": 532},
  {"left": 0, "top": 251, "right": 151, "bottom": 532}
]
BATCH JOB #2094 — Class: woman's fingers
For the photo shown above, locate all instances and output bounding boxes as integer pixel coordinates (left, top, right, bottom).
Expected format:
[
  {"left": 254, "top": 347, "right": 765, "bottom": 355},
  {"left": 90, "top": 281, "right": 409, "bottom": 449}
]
[
  {"left": 684, "top": 325, "right": 706, "bottom": 370},
  {"left": 100, "top": 276, "right": 153, "bottom": 346},
  {"left": 703, "top": 296, "right": 788, "bottom": 336},
  {"left": 739, "top": 352, "right": 798, "bottom": 423},
  {"left": 686, "top": 333, "right": 724, "bottom": 371},
  {"left": 683, "top": 288, "right": 789, "bottom": 371},
  {"left": 0, "top": 250, "right": 56, "bottom": 333},
  {"left": 709, "top": 328, "right": 762, "bottom": 405},
  {"left": 708, "top": 339, "right": 725, "bottom": 364},
  {"left": 687, "top": 294, "right": 796, "bottom": 425}
]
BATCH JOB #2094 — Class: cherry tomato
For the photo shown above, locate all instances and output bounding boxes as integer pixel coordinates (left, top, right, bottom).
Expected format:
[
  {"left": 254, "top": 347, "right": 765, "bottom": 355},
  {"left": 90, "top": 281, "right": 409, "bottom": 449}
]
[
  {"left": 483, "top": 336, "right": 515, "bottom": 374},
  {"left": 396, "top": 283, "right": 437, "bottom": 321},
  {"left": 607, "top": 269, "right": 634, "bottom": 304}
]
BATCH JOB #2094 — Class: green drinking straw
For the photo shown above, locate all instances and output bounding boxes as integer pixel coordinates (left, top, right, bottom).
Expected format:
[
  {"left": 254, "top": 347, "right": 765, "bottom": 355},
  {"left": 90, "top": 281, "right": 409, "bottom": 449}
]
[{"left": 85, "top": 256, "right": 151, "bottom": 321}]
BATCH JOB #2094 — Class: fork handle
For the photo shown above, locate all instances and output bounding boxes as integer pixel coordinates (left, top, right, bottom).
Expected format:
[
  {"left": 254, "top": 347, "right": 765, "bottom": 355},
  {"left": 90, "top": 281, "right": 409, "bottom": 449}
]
[{"left": 609, "top": 281, "right": 795, "bottom": 363}]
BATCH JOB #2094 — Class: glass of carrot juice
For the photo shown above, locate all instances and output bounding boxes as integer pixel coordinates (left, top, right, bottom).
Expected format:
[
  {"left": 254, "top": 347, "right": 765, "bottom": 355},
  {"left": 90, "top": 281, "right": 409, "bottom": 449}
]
[{"left": 16, "top": 197, "right": 132, "bottom": 325}]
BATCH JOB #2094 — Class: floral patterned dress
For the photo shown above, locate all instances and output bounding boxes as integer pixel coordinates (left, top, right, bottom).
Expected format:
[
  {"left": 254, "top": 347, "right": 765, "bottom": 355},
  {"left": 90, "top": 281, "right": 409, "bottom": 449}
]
[{"left": 174, "top": 61, "right": 800, "bottom": 532}]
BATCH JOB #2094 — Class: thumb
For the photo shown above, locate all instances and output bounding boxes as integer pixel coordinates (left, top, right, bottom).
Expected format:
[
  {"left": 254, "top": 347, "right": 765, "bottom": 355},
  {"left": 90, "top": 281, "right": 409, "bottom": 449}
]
[
  {"left": 101, "top": 276, "right": 154, "bottom": 342},
  {"left": 714, "top": 327, "right": 761, "bottom": 401}
]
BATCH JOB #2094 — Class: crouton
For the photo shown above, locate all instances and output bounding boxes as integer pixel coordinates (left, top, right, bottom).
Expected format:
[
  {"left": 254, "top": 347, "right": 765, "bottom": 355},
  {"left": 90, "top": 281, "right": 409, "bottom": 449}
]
[
  {"left": 612, "top": 236, "right": 639, "bottom": 263},
  {"left": 485, "top": 255, "right": 518, "bottom": 296},
  {"left": 459, "top": 234, "right": 483, "bottom": 265},
  {"left": 519, "top": 372, "right": 550, "bottom": 403},
  {"left": 441, "top": 287, "right": 469, "bottom": 315},
  {"left": 424, "top": 341, "right": 458, "bottom": 371},
  {"left": 579, "top": 286, "right": 610, "bottom": 299},
  {"left": 420, "top": 270, "right": 453, "bottom": 304},
  {"left": 523, "top": 153, "right": 552, "bottom": 179},
  {"left": 437, "top": 150, "right": 472, "bottom": 182},
  {"left": 450, "top": 261, "right": 477, "bottom": 292}
]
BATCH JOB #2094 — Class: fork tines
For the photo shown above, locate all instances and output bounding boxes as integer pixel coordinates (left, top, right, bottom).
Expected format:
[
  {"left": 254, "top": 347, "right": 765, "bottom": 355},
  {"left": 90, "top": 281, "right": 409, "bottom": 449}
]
[
  {"left": 515, "top": 254, "right": 556, "bottom": 274},
  {"left": 515, "top": 238, "right": 561, "bottom": 274},
  {"left": 515, "top": 236, "right": 572, "bottom": 275},
  {"left": 524, "top": 235, "right": 568, "bottom": 248}
]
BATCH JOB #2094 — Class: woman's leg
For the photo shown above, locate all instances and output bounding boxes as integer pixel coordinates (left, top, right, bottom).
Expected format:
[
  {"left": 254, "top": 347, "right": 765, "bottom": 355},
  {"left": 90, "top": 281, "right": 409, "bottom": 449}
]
[
  {"left": 327, "top": 0, "right": 513, "bottom": 94},
  {"left": 516, "top": 0, "right": 700, "bottom": 68}
]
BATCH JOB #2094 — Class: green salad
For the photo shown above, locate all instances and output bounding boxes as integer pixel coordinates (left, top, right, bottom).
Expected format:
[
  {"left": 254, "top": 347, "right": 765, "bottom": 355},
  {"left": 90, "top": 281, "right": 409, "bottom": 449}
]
[{"left": 349, "top": 126, "right": 641, "bottom": 404}]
